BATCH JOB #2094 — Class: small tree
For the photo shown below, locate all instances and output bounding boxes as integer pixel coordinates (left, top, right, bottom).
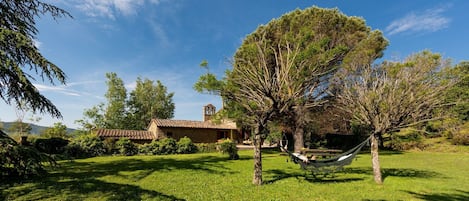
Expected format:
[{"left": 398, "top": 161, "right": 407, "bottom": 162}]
[
  {"left": 41, "top": 122, "right": 68, "bottom": 138},
  {"left": 218, "top": 139, "right": 239, "bottom": 160},
  {"left": 336, "top": 51, "right": 455, "bottom": 184},
  {"left": 8, "top": 121, "right": 32, "bottom": 136}
]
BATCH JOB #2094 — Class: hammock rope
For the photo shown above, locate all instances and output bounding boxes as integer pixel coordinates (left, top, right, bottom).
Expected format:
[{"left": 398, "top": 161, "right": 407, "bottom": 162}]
[{"left": 280, "top": 135, "right": 372, "bottom": 173}]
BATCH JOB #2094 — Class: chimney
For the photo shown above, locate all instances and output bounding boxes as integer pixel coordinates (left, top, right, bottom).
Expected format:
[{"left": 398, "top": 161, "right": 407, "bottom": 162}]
[{"left": 203, "top": 104, "right": 216, "bottom": 121}]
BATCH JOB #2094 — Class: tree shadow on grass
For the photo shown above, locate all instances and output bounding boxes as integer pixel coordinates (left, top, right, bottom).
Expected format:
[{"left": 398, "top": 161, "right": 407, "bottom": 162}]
[
  {"left": 263, "top": 169, "right": 364, "bottom": 184},
  {"left": 404, "top": 189, "right": 469, "bottom": 201},
  {"left": 3, "top": 177, "right": 185, "bottom": 201},
  {"left": 54, "top": 155, "right": 245, "bottom": 181},
  {"left": 345, "top": 167, "right": 443, "bottom": 181},
  {"left": 264, "top": 165, "right": 443, "bottom": 185},
  {"left": 2, "top": 154, "right": 247, "bottom": 200}
]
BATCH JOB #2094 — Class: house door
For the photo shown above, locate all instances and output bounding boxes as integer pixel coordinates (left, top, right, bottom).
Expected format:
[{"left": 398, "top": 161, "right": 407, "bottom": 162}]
[{"left": 217, "top": 131, "right": 228, "bottom": 140}]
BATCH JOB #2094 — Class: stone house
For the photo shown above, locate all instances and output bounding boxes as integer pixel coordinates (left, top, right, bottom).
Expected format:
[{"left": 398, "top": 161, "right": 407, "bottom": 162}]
[{"left": 96, "top": 104, "right": 240, "bottom": 143}]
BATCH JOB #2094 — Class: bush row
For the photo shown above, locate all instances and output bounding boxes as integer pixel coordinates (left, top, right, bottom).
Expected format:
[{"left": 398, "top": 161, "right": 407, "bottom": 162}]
[{"left": 54, "top": 135, "right": 200, "bottom": 158}]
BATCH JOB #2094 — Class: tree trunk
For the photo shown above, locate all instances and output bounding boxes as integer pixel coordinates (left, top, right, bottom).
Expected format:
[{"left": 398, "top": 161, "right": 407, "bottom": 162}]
[
  {"left": 377, "top": 134, "right": 384, "bottom": 148},
  {"left": 293, "top": 125, "right": 304, "bottom": 153},
  {"left": 293, "top": 107, "right": 305, "bottom": 153},
  {"left": 252, "top": 134, "right": 263, "bottom": 185},
  {"left": 371, "top": 134, "right": 383, "bottom": 184}
]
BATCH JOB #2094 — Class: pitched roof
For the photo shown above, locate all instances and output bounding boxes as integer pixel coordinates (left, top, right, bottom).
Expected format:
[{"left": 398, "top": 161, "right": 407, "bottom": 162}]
[
  {"left": 96, "top": 129, "right": 154, "bottom": 140},
  {"left": 151, "top": 119, "right": 236, "bottom": 130}
]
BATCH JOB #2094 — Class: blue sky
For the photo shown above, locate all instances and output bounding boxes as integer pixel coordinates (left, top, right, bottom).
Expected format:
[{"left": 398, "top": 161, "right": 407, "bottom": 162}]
[{"left": 1, "top": 0, "right": 468, "bottom": 129}]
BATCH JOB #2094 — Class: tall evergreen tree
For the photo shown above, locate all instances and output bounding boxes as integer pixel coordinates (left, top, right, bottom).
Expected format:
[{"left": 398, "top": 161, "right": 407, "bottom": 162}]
[{"left": 0, "top": 0, "right": 71, "bottom": 117}]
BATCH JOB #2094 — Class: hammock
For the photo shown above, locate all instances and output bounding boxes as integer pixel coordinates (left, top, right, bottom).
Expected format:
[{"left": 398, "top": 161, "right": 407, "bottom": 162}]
[{"left": 280, "top": 135, "right": 371, "bottom": 173}]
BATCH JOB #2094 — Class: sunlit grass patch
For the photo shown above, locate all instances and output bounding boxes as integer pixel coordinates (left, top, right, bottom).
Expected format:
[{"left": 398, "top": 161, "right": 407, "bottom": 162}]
[{"left": 1, "top": 149, "right": 468, "bottom": 200}]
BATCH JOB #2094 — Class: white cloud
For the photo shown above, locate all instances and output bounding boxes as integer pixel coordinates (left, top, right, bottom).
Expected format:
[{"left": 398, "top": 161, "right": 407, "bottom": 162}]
[
  {"left": 125, "top": 81, "right": 137, "bottom": 91},
  {"left": 386, "top": 5, "right": 451, "bottom": 35},
  {"left": 75, "top": 0, "right": 161, "bottom": 19},
  {"left": 34, "top": 84, "right": 81, "bottom": 97}
]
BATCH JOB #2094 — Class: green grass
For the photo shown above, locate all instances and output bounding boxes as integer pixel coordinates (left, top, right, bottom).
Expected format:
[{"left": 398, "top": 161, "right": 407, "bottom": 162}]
[{"left": 1, "top": 149, "right": 468, "bottom": 201}]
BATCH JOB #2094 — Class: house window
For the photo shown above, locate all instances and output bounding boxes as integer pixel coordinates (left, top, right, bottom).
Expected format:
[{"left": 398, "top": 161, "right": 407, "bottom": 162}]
[{"left": 167, "top": 132, "right": 173, "bottom": 138}]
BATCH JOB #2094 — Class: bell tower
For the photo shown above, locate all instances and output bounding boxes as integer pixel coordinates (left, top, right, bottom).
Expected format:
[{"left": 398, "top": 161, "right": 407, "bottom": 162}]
[{"left": 203, "top": 104, "right": 216, "bottom": 121}]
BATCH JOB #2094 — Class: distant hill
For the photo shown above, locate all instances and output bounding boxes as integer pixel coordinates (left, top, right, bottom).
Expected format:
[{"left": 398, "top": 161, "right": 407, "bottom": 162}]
[{"left": 0, "top": 121, "right": 76, "bottom": 135}]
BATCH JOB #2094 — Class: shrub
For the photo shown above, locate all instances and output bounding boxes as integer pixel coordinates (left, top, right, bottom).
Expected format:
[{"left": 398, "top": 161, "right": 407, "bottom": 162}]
[
  {"left": 1, "top": 131, "right": 56, "bottom": 179},
  {"left": 386, "top": 129, "right": 428, "bottom": 151},
  {"left": 176, "top": 137, "right": 197, "bottom": 154},
  {"left": 103, "top": 138, "right": 117, "bottom": 155},
  {"left": 156, "top": 138, "right": 177, "bottom": 155},
  {"left": 115, "top": 138, "right": 138, "bottom": 156},
  {"left": 138, "top": 144, "right": 150, "bottom": 154},
  {"left": 33, "top": 137, "right": 69, "bottom": 155},
  {"left": 451, "top": 122, "right": 469, "bottom": 145},
  {"left": 218, "top": 139, "right": 239, "bottom": 160},
  {"left": 139, "top": 140, "right": 159, "bottom": 155},
  {"left": 65, "top": 134, "right": 105, "bottom": 158},
  {"left": 196, "top": 143, "right": 218, "bottom": 153}
]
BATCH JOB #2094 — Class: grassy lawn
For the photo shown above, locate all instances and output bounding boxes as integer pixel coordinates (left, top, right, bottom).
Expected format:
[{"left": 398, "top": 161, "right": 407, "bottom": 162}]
[{"left": 1, "top": 148, "right": 468, "bottom": 201}]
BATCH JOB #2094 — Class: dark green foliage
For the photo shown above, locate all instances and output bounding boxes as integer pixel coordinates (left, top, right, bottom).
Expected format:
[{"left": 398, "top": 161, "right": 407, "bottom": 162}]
[
  {"left": 0, "top": 0, "right": 71, "bottom": 117},
  {"left": 1, "top": 130, "right": 56, "bottom": 179},
  {"left": 195, "top": 143, "right": 218, "bottom": 153},
  {"left": 65, "top": 134, "right": 105, "bottom": 158},
  {"left": 115, "top": 138, "right": 138, "bottom": 156},
  {"left": 176, "top": 137, "right": 198, "bottom": 154},
  {"left": 33, "top": 137, "right": 69, "bottom": 155},
  {"left": 386, "top": 129, "right": 428, "bottom": 151},
  {"left": 138, "top": 138, "right": 179, "bottom": 155},
  {"left": 103, "top": 138, "right": 117, "bottom": 154},
  {"left": 156, "top": 138, "right": 178, "bottom": 155},
  {"left": 138, "top": 140, "right": 159, "bottom": 155},
  {"left": 218, "top": 139, "right": 239, "bottom": 160}
]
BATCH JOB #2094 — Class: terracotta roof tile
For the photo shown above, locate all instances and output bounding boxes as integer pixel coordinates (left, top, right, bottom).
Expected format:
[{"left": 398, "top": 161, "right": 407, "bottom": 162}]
[
  {"left": 151, "top": 119, "right": 236, "bottom": 130},
  {"left": 96, "top": 129, "right": 154, "bottom": 140}
]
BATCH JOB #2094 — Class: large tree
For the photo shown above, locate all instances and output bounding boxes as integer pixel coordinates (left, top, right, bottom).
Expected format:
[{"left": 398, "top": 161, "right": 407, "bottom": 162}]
[
  {"left": 77, "top": 73, "right": 175, "bottom": 131},
  {"left": 233, "top": 7, "right": 387, "bottom": 153},
  {"left": 103, "top": 72, "right": 128, "bottom": 129},
  {"left": 335, "top": 51, "right": 455, "bottom": 184},
  {"left": 227, "top": 7, "right": 387, "bottom": 185},
  {"left": 0, "top": 0, "right": 71, "bottom": 117},
  {"left": 127, "top": 77, "right": 175, "bottom": 130}
]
